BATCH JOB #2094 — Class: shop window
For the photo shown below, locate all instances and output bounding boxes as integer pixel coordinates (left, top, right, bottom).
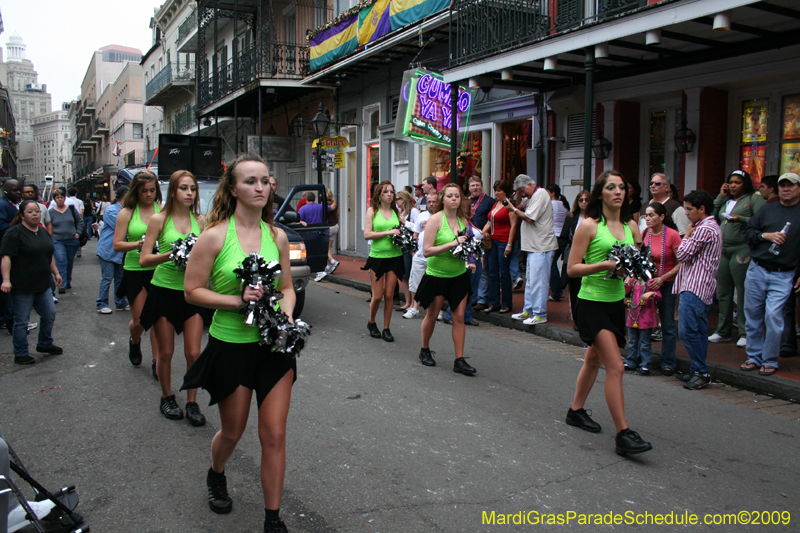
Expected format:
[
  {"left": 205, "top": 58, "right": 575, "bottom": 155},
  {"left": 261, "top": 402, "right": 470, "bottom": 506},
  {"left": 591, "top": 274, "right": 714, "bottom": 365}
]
[
  {"left": 739, "top": 99, "right": 769, "bottom": 184},
  {"left": 367, "top": 143, "right": 380, "bottom": 203},
  {"left": 502, "top": 122, "right": 532, "bottom": 182}
]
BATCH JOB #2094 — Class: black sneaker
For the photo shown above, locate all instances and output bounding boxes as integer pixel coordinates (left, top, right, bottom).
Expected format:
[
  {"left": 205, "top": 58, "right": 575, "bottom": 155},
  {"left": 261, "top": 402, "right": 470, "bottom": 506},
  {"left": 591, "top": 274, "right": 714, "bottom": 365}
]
[
  {"left": 419, "top": 348, "right": 436, "bottom": 367},
  {"left": 185, "top": 402, "right": 206, "bottom": 427},
  {"left": 35, "top": 345, "right": 63, "bottom": 355},
  {"left": 639, "top": 367, "right": 651, "bottom": 376},
  {"left": 565, "top": 408, "right": 602, "bottom": 433},
  {"left": 264, "top": 518, "right": 289, "bottom": 533},
  {"left": 661, "top": 366, "right": 674, "bottom": 377},
  {"left": 615, "top": 429, "right": 653, "bottom": 456},
  {"left": 160, "top": 395, "right": 184, "bottom": 420},
  {"left": 675, "top": 371, "right": 691, "bottom": 383},
  {"left": 453, "top": 357, "right": 476, "bottom": 375},
  {"left": 367, "top": 322, "right": 382, "bottom": 338},
  {"left": 14, "top": 355, "right": 36, "bottom": 365},
  {"left": 684, "top": 372, "right": 711, "bottom": 390},
  {"left": 206, "top": 469, "right": 233, "bottom": 514},
  {"left": 129, "top": 337, "right": 142, "bottom": 366},
  {"left": 381, "top": 328, "right": 394, "bottom": 342}
]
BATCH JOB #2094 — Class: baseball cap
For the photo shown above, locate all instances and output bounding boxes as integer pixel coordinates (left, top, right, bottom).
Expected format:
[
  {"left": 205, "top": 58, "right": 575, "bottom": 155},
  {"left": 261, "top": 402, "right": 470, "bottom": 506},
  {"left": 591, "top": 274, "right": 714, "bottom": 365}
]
[
  {"left": 115, "top": 186, "right": 129, "bottom": 199},
  {"left": 778, "top": 172, "right": 800, "bottom": 185}
]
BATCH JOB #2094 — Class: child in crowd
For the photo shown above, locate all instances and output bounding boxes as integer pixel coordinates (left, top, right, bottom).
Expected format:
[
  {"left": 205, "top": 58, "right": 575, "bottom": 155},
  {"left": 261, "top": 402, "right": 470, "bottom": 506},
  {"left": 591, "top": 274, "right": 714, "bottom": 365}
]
[{"left": 624, "top": 278, "right": 661, "bottom": 375}]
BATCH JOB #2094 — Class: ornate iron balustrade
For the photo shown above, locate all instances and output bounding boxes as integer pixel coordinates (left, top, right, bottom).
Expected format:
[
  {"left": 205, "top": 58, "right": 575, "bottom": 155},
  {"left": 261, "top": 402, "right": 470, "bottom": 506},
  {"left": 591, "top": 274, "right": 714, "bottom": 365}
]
[
  {"left": 177, "top": 8, "right": 198, "bottom": 46},
  {"left": 146, "top": 61, "right": 196, "bottom": 102},
  {"left": 173, "top": 105, "right": 197, "bottom": 133},
  {"left": 197, "top": 43, "right": 310, "bottom": 109},
  {"left": 450, "top": 0, "right": 646, "bottom": 67}
]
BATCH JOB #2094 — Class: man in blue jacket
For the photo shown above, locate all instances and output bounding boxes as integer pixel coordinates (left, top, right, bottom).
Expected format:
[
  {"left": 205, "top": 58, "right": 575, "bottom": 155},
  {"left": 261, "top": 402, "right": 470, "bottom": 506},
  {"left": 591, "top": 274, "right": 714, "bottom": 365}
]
[{"left": 0, "top": 180, "right": 21, "bottom": 334}]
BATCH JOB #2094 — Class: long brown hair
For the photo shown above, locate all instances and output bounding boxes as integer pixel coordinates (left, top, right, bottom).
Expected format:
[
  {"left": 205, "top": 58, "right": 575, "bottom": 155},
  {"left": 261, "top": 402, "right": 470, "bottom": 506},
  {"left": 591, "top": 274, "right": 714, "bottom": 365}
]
[
  {"left": 369, "top": 180, "right": 399, "bottom": 219},
  {"left": 585, "top": 170, "right": 631, "bottom": 222},
  {"left": 122, "top": 170, "right": 162, "bottom": 210},
  {"left": 162, "top": 170, "right": 200, "bottom": 219},
  {"left": 570, "top": 190, "right": 590, "bottom": 218},
  {"left": 205, "top": 153, "right": 274, "bottom": 230},
  {"left": 434, "top": 183, "right": 470, "bottom": 222}
]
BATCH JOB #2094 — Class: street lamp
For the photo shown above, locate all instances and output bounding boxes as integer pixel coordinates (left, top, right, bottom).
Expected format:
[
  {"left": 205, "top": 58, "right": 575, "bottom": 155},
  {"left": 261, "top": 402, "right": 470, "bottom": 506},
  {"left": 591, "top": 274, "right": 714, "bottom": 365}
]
[
  {"left": 674, "top": 121, "right": 697, "bottom": 154},
  {"left": 311, "top": 103, "right": 330, "bottom": 185}
]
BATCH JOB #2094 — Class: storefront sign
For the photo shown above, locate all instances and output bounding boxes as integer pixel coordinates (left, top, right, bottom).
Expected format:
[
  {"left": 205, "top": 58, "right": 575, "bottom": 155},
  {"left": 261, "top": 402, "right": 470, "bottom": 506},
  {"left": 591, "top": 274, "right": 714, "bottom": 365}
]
[
  {"left": 394, "top": 68, "right": 475, "bottom": 148},
  {"left": 742, "top": 100, "right": 769, "bottom": 143},
  {"left": 741, "top": 145, "right": 766, "bottom": 183},
  {"left": 781, "top": 143, "right": 800, "bottom": 174},
  {"left": 312, "top": 136, "right": 349, "bottom": 169}
]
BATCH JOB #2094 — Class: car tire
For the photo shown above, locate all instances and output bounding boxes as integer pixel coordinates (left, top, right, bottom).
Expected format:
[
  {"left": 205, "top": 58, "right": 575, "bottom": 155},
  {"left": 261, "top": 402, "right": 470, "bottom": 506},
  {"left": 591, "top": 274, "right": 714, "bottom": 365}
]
[{"left": 293, "top": 289, "right": 305, "bottom": 318}]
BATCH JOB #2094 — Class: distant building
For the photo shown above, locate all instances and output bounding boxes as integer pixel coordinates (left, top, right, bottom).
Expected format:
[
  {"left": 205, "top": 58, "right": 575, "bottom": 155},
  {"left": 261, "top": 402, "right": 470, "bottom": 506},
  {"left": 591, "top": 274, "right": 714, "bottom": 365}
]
[
  {"left": 0, "top": 32, "right": 53, "bottom": 182},
  {"left": 32, "top": 109, "right": 70, "bottom": 188}
]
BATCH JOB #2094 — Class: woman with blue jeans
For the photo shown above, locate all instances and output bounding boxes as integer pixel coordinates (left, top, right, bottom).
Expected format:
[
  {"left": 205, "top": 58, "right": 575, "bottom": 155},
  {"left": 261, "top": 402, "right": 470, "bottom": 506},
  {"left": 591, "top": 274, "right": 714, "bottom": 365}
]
[
  {"left": 483, "top": 180, "right": 518, "bottom": 313},
  {"left": 0, "top": 200, "right": 63, "bottom": 365},
  {"left": 48, "top": 189, "right": 83, "bottom": 295}
]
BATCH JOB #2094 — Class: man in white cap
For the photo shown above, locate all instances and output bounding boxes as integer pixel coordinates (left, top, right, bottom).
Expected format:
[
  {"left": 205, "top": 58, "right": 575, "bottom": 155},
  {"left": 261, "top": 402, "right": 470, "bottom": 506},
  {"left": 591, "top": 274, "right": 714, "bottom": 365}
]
[{"left": 741, "top": 172, "right": 800, "bottom": 376}]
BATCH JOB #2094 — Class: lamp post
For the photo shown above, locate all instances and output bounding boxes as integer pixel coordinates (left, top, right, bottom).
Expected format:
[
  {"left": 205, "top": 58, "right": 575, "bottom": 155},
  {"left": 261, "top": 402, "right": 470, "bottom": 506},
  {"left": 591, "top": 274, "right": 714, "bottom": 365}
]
[{"left": 311, "top": 103, "right": 331, "bottom": 185}]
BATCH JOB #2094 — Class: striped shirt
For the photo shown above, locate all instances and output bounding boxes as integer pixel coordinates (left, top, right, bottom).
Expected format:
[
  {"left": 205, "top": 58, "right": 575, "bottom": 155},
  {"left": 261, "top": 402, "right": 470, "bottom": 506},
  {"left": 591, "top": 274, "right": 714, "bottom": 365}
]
[{"left": 673, "top": 216, "right": 722, "bottom": 305}]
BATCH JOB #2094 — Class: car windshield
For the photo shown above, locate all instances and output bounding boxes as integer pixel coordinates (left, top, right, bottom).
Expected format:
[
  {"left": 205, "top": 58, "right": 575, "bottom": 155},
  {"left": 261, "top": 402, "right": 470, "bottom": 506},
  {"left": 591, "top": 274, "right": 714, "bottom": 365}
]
[{"left": 160, "top": 181, "right": 218, "bottom": 215}]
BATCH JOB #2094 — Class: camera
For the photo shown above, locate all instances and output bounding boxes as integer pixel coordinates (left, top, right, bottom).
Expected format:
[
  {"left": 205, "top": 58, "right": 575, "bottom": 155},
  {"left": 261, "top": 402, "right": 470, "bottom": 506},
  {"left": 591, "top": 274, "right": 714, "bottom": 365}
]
[{"left": 502, "top": 199, "right": 509, "bottom": 206}]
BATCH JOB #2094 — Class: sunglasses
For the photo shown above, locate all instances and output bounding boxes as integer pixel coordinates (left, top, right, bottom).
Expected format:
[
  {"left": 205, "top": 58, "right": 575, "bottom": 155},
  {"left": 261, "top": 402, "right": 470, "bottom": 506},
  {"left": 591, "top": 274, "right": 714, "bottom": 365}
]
[
  {"left": 650, "top": 181, "right": 664, "bottom": 186},
  {"left": 578, "top": 198, "right": 589, "bottom": 203}
]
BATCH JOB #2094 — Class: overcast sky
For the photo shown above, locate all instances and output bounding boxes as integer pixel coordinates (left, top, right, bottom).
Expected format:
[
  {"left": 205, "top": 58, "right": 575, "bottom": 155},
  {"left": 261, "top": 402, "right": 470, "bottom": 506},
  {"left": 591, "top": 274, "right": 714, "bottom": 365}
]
[{"left": 1, "top": 1, "right": 158, "bottom": 105}]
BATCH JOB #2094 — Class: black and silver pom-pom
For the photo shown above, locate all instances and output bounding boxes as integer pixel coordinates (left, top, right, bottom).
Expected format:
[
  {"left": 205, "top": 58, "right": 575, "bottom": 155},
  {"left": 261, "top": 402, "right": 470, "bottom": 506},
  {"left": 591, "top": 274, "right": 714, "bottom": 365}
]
[
  {"left": 170, "top": 233, "right": 198, "bottom": 272},
  {"left": 390, "top": 224, "right": 418, "bottom": 254},
  {"left": 234, "top": 253, "right": 311, "bottom": 357},
  {"left": 451, "top": 229, "right": 485, "bottom": 264},
  {"left": 605, "top": 243, "right": 656, "bottom": 282}
]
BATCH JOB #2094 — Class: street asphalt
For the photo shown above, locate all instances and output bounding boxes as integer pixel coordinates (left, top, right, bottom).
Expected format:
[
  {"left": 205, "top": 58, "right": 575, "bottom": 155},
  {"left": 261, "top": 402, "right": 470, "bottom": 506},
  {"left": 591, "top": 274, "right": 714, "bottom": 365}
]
[{"left": 1, "top": 240, "right": 799, "bottom": 532}]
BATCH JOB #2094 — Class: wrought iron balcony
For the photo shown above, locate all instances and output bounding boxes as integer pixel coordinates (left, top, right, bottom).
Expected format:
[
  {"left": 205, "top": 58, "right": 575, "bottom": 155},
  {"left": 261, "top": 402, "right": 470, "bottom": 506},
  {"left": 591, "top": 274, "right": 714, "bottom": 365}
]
[
  {"left": 145, "top": 61, "right": 196, "bottom": 106},
  {"left": 94, "top": 118, "right": 109, "bottom": 135},
  {"left": 197, "top": 42, "right": 310, "bottom": 110},
  {"left": 77, "top": 99, "right": 95, "bottom": 124},
  {"left": 173, "top": 105, "right": 197, "bottom": 134},
  {"left": 176, "top": 7, "right": 198, "bottom": 54},
  {"left": 450, "top": 0, "right": 647, "bottom": 67}
]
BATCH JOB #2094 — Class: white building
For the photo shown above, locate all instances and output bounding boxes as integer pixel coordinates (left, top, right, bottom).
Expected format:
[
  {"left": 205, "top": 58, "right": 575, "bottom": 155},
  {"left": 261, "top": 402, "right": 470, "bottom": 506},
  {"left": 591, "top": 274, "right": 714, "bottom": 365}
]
[{"left": 32, "top": 108, "right": 70, "bottom": 188}]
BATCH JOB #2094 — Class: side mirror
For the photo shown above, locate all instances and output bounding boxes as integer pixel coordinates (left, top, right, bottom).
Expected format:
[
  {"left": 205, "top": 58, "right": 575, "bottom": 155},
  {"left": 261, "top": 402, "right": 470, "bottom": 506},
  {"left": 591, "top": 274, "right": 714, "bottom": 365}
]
[{"left": 280, "top": 210, "right": 300, "bottom": 224}]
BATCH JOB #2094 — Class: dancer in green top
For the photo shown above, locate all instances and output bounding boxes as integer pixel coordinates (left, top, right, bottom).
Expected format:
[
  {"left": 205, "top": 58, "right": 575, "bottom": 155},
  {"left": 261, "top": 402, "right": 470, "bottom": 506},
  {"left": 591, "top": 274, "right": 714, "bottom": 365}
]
[
  {"left": 362, "top": 180, "right": 406, "bottom": 342},
  {"left": 112, "top": 171, "right": 162, "bottom": 374},
  {"left": 139, "top": 170, "right": 205, "bottom": 426},
  {"left": 566, "top": 170, "right": 652, "bottom": 456},
  {"left": 415, "top": 183, "right": 477, "bottom": 375},
  {"left": 183, "top": 154, "right": 296, "bottom": 533}
]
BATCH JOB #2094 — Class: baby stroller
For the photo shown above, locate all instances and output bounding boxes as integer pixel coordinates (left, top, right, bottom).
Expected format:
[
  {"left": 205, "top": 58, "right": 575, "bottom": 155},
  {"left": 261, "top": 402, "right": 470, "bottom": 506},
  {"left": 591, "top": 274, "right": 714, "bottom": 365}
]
[{"left": 1, "top": 439, "right": 89, "bottom": 533}]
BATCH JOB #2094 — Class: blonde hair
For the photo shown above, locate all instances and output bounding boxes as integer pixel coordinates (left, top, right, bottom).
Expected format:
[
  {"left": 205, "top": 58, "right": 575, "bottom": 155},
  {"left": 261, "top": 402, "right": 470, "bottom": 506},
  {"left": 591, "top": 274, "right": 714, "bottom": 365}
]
[
  {"left": 396, "top": 190, "right": 415, "bottom": 216},
  {"left": 205, "top": 153, "right": 274, "bottom": 230}
]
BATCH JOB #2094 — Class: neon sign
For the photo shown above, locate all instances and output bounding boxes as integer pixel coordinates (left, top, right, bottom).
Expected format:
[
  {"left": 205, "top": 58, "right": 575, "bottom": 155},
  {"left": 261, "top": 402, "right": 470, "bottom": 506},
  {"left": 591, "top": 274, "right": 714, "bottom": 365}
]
[{"left": 394, "top": 68, "right": 475, "bottom": 148}]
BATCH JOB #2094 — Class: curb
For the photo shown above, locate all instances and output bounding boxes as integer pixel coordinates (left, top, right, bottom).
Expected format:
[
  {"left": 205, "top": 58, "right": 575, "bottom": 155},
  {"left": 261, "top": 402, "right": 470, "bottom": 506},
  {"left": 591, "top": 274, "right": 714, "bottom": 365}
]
[{"left": 322, "top": 274, "right": 800, "bottom": 403}]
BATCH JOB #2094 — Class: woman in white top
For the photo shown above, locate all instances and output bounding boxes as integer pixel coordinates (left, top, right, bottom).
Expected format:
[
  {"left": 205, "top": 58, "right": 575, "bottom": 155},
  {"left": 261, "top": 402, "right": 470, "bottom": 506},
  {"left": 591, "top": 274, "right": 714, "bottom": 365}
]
[
  {"left": 395, "top": 190, "right": 420, "bottom": 311},
  {"left": 546, "top": 184, "right": 570, "bottom": 302}
]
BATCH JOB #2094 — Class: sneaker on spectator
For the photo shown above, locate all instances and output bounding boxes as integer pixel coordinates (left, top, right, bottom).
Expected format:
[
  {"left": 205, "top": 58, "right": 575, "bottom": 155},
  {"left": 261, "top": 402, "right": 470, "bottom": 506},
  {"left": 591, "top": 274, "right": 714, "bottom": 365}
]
[
  {"left": 437, "top": 310, "right": 445, "bottom": 321},
  {"left": 650, "top": 326, "right": 663, "bottom": 342},
  {"left": 327, "top": 259, "right": 340, "bottom": 274},
  {"left": 403, "top": 308, "right": 419, "bottom": 319},
  {"left": 708, "top": 333, "right": 731, "bottom": 343},
  {"left": 98, "top": 307, "right": 113, "bottom": 314},
  {"left": 27, "top": 322, "right": 38, "bottom": 331},
  {"left": 513, "top": 277, "right": 524, "bottom": 290},
  {"left": 53, "top": 295, "right": 58, "bottom": 303},
  {"left": 736, "top": 337, "right": 747, "bottom": 348},
  {"left": 118, "top": 305, "right": 130, "bottom": 311},
  {"left": 314, "top": 271, "right": 327, "bottom": 282},
  {"left": 523, "top": 316, "right": 547, "bottom": 326},
  {"left": 511, "top": 311, "right": 531, "bottom": 321}
]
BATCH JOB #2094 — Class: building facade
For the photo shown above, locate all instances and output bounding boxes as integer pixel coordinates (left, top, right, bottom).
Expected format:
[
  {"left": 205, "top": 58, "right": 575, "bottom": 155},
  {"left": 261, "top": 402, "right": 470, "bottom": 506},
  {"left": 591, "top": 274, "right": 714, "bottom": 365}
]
[{"left": 32, "top": 108, "right": 70, "bottom": 188}]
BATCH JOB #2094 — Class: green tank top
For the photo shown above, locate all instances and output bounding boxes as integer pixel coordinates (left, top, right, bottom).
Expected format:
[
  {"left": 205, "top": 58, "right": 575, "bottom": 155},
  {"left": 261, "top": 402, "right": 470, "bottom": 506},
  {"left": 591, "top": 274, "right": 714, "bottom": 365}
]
[
  {"left": 209, "top": 216, "right": 280, "bottom": 343},
  {"left": 151, "top": 213, "right": 201, "bottom": 291},
  {"left": 369, "top": 209, "right": 402, "bottom": 258},
  {"left": 426, "top": 216, "right": 467, "bottom": 278},
  {"left": 124, "top": 203, "right": 161, "bottom": 271},
  {"left": 578, "top": 218, "right": 634, "bottom": 302}
]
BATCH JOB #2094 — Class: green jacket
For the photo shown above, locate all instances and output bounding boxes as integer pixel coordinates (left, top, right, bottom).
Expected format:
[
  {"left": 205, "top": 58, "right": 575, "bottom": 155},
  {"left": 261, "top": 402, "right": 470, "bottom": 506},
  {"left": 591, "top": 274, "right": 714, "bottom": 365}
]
[{"left": 712, "top": 193, "right": 765, "bottom": 247}]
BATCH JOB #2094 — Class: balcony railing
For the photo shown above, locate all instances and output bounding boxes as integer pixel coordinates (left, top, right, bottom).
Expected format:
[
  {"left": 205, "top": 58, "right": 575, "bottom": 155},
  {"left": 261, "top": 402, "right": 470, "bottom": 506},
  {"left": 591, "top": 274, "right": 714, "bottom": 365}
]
[
  {"left": 145, "top": 61, "right": 196, "bottom": 104},
  {"left": 173, "top": 105, "right": 197, "bottom": 134},
  {"left": 450, "top": 0, "right": 647, "bottom": 67},
  {"left": 177, "top": 8, "right": 197, "bottom": 46},
  {"left": 197, "top": 43, "right": 310, "bottom": 110},
  {"left": 77, "top": 99, "right": 96, "bottom": 124}
]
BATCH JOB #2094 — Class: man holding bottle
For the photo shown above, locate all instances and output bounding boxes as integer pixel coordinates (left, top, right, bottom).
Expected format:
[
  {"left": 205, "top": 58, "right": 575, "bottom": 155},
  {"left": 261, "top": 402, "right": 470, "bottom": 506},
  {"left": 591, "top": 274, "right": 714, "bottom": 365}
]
[{"left": 741, "top": 172, "right": 800, "bottom": 376}]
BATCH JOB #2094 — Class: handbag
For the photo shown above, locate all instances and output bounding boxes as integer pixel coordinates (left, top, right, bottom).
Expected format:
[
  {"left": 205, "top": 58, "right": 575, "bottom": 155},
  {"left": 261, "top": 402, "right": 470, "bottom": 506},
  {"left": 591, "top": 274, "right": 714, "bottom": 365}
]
[{"left": 69, "top": 205, "right": 89, "bottom": 247}]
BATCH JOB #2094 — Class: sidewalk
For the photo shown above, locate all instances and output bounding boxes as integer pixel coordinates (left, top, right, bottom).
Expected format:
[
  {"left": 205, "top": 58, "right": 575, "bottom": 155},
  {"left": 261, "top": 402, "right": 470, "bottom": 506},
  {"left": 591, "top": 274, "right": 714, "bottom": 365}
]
[{"left": 323, "top": 253, "right": 800, "bottom": 402}]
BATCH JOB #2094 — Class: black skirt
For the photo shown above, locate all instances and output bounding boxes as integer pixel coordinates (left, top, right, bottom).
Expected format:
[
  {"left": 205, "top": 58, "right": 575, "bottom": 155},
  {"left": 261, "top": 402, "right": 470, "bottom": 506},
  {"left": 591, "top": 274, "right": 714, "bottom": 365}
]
[
  {"left": 414, "top": 271, "right": 471, "bottom": 310},
  {"left": 575, "top": 298, "right": 627, "bottom": 348},
  {"left": 361, "top": 255, "right": 405, "bottom": 281},
  {"left": 116, "top": 269, "right": 154, "bottom": 303},
  {"left": 182, "top": 336, "right": 297, "bottom": 408},
  {"left": 139, "top": 285, "right": 204, "bottom": 334}
]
